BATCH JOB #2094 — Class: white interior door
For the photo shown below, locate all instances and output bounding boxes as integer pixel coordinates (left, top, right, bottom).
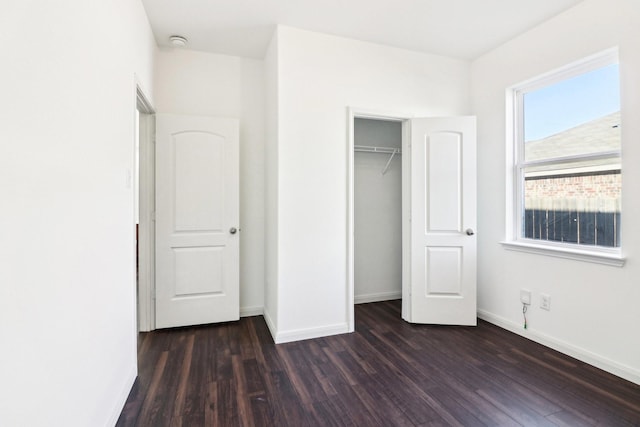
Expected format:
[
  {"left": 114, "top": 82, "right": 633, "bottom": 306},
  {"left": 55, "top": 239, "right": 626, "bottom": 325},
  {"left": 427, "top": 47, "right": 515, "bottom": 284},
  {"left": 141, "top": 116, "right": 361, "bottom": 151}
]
[
  {"left": 155, "top": 114, "right": 239, "bottom": 329},
  {"left": 406, "top": 116, "right": 477, "bottom": 325}
]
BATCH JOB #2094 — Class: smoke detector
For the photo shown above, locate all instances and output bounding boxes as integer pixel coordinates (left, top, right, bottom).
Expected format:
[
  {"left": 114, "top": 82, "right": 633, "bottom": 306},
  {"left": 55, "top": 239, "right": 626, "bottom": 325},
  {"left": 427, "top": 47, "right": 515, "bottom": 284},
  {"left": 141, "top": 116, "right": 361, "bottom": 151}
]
[{"left": 169, "top": 35, "right": 188, "bottom": 47}]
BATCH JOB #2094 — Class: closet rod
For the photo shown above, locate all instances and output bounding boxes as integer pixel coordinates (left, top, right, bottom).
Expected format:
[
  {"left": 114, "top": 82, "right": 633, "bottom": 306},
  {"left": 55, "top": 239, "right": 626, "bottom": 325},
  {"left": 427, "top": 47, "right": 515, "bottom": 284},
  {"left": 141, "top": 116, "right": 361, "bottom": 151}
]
[
  {"left": 354, "top": 145, "right": 401, "bottom": 154},
  {"left": 354, "top": 145, "right": 401, "bottom": 175}
]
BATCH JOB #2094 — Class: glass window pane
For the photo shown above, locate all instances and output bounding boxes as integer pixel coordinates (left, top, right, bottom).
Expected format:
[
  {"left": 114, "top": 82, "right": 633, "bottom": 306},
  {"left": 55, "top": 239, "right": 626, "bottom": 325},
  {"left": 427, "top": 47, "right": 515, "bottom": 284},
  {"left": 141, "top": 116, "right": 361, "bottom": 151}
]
[
  {"left": 522, "top": 170, "right": 621, "bottom": 247},
  {"left": 523, "top": 63, "right": 620, "bottom": 163}
]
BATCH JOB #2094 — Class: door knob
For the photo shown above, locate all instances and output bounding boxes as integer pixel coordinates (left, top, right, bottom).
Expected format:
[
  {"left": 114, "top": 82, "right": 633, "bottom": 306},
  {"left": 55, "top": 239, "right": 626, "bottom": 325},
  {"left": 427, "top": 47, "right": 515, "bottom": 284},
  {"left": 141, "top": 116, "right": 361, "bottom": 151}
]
[
  {"left": 229, "top": 227, "right": 238, "bottom": 234},
  {"left": 466, "top": 228, "right": 475, "bottom": 236}
]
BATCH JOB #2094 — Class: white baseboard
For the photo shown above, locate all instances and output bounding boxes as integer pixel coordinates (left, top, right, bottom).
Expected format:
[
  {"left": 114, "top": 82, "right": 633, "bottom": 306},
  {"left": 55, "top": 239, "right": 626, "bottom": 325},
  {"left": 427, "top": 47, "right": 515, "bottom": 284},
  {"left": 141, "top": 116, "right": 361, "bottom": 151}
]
[
  {"left": 106, "top": 364, "right": 137, "bottom": 427},
  {"left": 354, "top": 291, "right": 401, "bottom": 304},
  {"left": 240, "top": 306, "right": 263, "bottom": 317},
  {"left": 262, "top": 308, "right": 349, "bottom": 344},
  {"left": 273, "top": 322, "right": 350, "bottom": 344},
  {"left": 478, "top": 309, "right": 640, "bottom": 386},
  {"left": 263, "top": 308, "right": 277, "bottom": 343}
]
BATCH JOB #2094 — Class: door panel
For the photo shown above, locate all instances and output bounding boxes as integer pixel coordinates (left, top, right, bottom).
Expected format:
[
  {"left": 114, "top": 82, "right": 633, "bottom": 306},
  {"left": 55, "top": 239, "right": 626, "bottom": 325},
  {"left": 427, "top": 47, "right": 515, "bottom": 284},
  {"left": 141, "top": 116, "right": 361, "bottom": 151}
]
[
  {"left": 173, "top": 131, "right": 225, "bottom": 232},
  {"left": 174, "top": 247, "right": 223, "bottom": 296},
  {"left": 427, "top": 132, "right": 462, "bottom": 232},
  {"left": 425, "top": 247, "right": 462, "bottom": 295},
  {"left": 155, "top": 114, "right": 239, "bottom": 329},
  {"left": 408, "top": 117, "right": 476, "bottom": 325}
]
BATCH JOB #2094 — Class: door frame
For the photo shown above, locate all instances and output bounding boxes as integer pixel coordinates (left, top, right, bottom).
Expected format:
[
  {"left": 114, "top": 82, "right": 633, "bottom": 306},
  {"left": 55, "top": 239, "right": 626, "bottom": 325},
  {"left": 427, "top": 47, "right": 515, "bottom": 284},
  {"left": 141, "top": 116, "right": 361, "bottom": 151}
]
[
  {"left": 347, "top": 108, "right": 412, "bottom": 332},
  {"left": 136, "top": 84, "right": 156, "bottom": 332}
]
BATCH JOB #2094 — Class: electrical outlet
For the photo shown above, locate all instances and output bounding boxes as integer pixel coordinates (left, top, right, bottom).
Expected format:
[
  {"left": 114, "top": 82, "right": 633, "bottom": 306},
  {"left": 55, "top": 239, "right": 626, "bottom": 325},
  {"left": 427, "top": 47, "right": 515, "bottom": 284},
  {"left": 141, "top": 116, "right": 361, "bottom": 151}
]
[
  {"left": 541, "top": 293, "right": 551, "bottom": 311},
  {"left": 520, "top": 289, "right": 531, "bottom": 305}
]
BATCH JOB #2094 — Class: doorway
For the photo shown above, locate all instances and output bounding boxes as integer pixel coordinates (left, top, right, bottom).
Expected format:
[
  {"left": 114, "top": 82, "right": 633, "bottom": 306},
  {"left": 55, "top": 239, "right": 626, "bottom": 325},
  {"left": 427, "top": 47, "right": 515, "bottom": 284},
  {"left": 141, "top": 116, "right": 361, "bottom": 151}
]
[
  {"left": 353, "top": 118, "right": 403, "bottom": 304},
  {"left": 348, "top": 110, "right": 478, "bottom": 331},
  {"left": 136, "top": 87, "right": 155, "bottom": 332},
  {"left": 347, "top": 110, "right": 411, "bottom": 332}
]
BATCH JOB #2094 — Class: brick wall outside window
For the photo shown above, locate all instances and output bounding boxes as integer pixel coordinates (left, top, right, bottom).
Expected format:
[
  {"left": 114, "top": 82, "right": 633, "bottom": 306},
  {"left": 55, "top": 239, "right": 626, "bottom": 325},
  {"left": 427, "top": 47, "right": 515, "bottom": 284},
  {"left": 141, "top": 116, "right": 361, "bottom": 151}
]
[{"left": 525, "top": 172, "right": 621, "bottom": 213}]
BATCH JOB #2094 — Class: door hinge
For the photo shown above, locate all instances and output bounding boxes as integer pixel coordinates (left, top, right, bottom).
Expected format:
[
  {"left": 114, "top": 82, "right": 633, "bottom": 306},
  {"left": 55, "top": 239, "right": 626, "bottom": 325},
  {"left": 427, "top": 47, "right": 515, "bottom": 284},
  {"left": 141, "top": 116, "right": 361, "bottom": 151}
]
[{"left": 151, "top": 211, "right": 156, "bottom": 221}]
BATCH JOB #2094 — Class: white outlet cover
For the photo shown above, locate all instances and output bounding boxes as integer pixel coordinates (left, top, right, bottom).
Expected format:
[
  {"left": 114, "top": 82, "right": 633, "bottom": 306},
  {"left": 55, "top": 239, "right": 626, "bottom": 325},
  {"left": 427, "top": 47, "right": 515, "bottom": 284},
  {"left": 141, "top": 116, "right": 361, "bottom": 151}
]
[
  {"left": 520, "top": 289, "right": 532, "bottom": 305},
  {"left": 541, "top": 294, "right": 551, "bottom": 310}
]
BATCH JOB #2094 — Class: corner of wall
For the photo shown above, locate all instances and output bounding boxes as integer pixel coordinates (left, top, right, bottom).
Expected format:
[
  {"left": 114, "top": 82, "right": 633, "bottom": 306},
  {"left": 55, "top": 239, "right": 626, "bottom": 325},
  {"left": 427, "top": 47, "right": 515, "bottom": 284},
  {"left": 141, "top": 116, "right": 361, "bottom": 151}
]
[
  {"left": 264, "top": 22, "right": 280, "bottom": 339},
  {"left": 106, "top": 364, "right": 138, "bottom": 427},
  {"left": 272, "top": 322, "right": 350, "bottom": 345},
  {"left": 471, "top": 0, "right": 640, "bottom": 387},
  {"left": 262, "top": 306, "right": 278, "bottom": 343}
]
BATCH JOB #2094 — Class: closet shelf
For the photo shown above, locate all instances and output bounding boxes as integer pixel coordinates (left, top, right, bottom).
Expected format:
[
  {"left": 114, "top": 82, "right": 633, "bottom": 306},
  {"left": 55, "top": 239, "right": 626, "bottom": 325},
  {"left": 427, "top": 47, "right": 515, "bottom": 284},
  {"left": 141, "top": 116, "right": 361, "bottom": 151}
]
[
  {"left": 354, "top": 145, "right": 401, "bottom": 175},
  {"left": 354, "top": 145, "right": 401, "bottom": 155}
]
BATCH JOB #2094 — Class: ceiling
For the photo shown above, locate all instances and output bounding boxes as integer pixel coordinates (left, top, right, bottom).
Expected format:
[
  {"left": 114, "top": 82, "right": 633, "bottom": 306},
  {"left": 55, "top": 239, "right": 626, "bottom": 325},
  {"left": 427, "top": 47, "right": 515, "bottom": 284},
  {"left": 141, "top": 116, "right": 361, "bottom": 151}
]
[{"left": 142, "top": 0, "right": 584, "bottom": 60}]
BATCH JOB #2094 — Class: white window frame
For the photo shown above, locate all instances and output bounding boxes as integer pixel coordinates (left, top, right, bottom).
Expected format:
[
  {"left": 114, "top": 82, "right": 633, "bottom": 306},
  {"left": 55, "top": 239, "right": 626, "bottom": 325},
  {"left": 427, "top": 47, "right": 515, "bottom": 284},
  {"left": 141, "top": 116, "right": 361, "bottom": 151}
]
[{"left": 502, "top": 48, "right": 625, "bottom": 267}]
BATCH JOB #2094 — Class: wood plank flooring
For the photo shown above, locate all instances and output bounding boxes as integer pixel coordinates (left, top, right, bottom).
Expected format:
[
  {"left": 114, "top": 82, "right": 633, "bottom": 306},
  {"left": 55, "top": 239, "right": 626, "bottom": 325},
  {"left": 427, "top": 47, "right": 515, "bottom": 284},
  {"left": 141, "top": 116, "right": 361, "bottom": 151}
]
[{"left": 117, "top": 300, "right": 640, "bottom": 426}]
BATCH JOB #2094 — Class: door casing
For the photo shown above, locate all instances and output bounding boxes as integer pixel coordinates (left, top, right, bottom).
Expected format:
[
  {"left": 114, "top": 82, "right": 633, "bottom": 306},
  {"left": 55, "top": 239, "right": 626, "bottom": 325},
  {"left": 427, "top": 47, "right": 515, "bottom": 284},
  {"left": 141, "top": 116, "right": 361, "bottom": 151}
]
[
  {"left": 136, "top": 85, "right": 155, "bottom": 332},
  {"left": 347, "top": 108, "right": 413, "bottom": 332}
]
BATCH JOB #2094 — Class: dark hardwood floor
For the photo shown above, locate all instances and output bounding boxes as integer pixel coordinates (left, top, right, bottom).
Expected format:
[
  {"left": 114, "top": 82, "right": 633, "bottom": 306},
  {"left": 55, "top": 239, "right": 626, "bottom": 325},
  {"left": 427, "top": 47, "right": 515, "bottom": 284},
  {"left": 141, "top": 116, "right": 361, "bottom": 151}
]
[{"left": 117, "top": 300, "right": 640, "bottom": 426}]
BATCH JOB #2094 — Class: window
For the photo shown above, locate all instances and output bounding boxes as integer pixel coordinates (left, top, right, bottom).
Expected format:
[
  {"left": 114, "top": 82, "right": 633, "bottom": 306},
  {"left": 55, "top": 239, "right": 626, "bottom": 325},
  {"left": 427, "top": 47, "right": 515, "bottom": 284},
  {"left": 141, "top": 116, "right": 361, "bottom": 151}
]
[{"left": 505, "top": 50, "right": 623, "bottom": 265}]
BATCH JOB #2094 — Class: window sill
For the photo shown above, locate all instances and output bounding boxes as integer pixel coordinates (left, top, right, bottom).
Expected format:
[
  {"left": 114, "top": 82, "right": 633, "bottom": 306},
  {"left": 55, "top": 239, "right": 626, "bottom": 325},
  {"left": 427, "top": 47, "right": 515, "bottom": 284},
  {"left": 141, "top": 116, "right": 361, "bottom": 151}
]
[{"left": 500, "top": 240, "right": 625, "bottom": 267}]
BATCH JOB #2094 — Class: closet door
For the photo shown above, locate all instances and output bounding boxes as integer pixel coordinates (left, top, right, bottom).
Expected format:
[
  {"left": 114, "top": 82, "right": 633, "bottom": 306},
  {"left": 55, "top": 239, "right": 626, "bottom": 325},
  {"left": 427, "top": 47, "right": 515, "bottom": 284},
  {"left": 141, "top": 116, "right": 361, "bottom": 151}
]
[{"left": 406, "top": 116, "right": 477, "bottom": 325}]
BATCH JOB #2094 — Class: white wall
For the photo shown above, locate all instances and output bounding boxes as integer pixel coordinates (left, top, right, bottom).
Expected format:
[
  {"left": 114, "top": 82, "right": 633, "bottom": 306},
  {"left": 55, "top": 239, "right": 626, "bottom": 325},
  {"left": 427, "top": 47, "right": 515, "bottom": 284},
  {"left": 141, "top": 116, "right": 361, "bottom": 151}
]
[
  {"left": 0, "top": 1, "right": 156, "bottom": 425},
  {"left": 154, "top": 49, "right": 265, "bottom": 316},
  {"left": 264, "top": 33, "right": 280, "bottom": 332},
  {"left": 267, "top": 26, "right": 471, "bottom": 342},
  {"left": 354, "top": 119, "right": 402, "bottom": 303},
  {"left": 472, "top": 0, "right": 640, "bottom": 384}
]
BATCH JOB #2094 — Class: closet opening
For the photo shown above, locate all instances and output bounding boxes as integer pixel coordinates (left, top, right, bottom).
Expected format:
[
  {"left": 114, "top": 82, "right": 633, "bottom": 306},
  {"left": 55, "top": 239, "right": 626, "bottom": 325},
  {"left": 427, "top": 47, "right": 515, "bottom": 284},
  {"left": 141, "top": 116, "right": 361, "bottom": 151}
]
[
  {"left": 348, "top": 112, "right": 477, "bottom": 330},
  {"left": 349, "top": 115, "right": 406, "bottom": 329}
]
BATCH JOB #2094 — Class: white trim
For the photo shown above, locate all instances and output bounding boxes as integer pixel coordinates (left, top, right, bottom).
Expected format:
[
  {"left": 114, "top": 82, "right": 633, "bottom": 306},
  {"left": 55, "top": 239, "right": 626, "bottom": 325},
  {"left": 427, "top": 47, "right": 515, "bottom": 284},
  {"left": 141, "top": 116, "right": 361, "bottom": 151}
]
[
  {"left": 347, "top": 107, "right": 412, "bottom": 333},
  {"left": 506, "top": 48, "right": 622, "bottom": 260},
  {"left": 240, "top": 306, "right": 264, "bottom": 317},
  {"left": 354, "top": 291, "right": 402, "bottom": 305},
  {"left": 348, "top": 106, "right": 415, "bottom": 122},
  {"left": 514, "top": 48, "right": 619, "bottom": 94},
  {"left": 273, "top": 322, "right": 350, "bottom": 344},
  {"left": 505, "top": 89, "right": 518, "bottom": 243},
  {"left": 135, "top": 82, "right": 155, "bottom": 114},
  {"left": 401, "top": 120, "right": 411, "bottom": 322},
  {"left": 137, "top": 112, "right": 155, "bottom": 332},
  {"left": 347, "top": 109, "right": 355, "bottom": 333},
  {"left": 501, "top": 240, "right": 625, "bottom": 267},
  {"left": 521, "top": 150, "right": 620, "bottom": 169},
  {"left": 135, "top": 83, "right": 156, "bottom": 333},
  {"left": 263, "top": 308, "right": 277, "bottom": 343},
  {"left": 478, "top": 309, "right": 640, "bottom": 386}
]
